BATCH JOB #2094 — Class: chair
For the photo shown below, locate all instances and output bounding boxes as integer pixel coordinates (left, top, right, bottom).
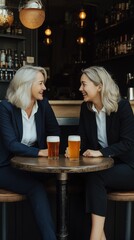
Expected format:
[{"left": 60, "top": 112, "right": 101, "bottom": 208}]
[
  {"left": 107, "top": 191, "right": 134, "bottom": 240},
  {"left": 0, "top": 189, "right": 25, "bottom": 240}
]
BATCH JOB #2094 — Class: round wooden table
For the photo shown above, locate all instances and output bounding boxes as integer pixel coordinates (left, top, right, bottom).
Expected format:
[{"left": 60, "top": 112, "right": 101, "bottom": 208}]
[{"left": 11, "top": 155, "right": 114, "bottom": 240}]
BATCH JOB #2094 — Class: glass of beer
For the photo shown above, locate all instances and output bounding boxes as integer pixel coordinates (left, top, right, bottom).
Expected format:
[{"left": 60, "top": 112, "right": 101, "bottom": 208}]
[
  {"left": 68, "top": 135, "right": 81, "bottom": 160},
  {"left": 47, "top": 136, "right": 60, "bottom": 159}
]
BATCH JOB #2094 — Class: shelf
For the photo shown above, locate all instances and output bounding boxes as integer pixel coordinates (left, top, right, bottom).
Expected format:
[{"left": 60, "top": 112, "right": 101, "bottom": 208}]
[
  {"left": 0, "top": 68, "right": 15, "bottom": 71},
  {"left": 0, "top": 80, "right": 10, "bottom": 83},
  {"left": 94, "top": 16, "right": 134, "bottom": 35},
  {"left": 94, "top": 52, "right": 134, "bottom": 63},
  {"left": 0, "top": 34, "right": 26, "bottom": 40}
]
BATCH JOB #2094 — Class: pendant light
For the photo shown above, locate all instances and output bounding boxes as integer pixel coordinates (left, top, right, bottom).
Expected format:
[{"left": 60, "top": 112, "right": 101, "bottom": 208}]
[
  {"left": 77, "top": 36, "right": 86, "bottom": 45},
  {"left": 0, "top": 0, "right": 14, "bottom": 28},
  {"left": 19, "top": 0, "right": 45, "bottom": 29},
  {"left": 43, "top": 0, "right": 52, "bottom": 45},
  {"left": 78, "top": 8, "right": 86, "bottom": 20},
  {"left": 44, "top": 26, "right": 52, "bottom": 36}
]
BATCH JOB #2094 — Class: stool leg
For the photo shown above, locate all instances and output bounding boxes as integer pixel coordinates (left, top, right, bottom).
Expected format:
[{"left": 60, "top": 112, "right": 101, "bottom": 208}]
[
  {"left": 125, "top": 202, "right": 132, "bottom": 240},
  {"left": 2, "top": 202, "right": 7, "bottom": 240}
]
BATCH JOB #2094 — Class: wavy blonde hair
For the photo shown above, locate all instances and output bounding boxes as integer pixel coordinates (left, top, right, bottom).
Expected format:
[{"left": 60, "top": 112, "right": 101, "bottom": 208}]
[
  {"left": 6, "top": 65, "right": 47, "bottom": 109},
  {"left": 82, "top": 66, "right": 121, "bottom": 115}
]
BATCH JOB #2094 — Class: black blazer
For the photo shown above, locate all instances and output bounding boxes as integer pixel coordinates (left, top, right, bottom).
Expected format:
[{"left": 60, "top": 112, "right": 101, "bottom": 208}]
[
  {"left": 79, "top": 98, "right": 134, "bottom": 168},
  {"left": 0, "top": 98, "right": 60, "bottom": 167}
]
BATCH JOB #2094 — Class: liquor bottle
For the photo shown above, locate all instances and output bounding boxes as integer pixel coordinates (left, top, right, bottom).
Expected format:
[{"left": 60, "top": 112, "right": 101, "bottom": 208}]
[
  {"left": 4, "top": 70, "right": 8, "bottom": 81},
  {"left": 6, "top": 26, "right": 12, "bottom": 34},
  {"left": 110, "top": 4, "right": 116, "bottom": 24},
  {"left": 126, "top": 34, "right": 132, "bottom": 53},
  {"left": 7, "top": 49, "right": 13, "bottom": 69},
  {"left": 14, "top": 50, "right": 19, "bottom": 69},
  {"left": 0, "top": 70, "right": 3, "bottom": 80},
  {"left": 17, "top": 22, "right": 23, "bottom": 35},
  {"left": 11, "top": 21, "right": 18, "bottom": 35},
  {"left": 0, "top": 50, "right": 6, "bottom": 68},
  {"left": 116, "top": 3, "right": 121, "bottom": 22},
  {"left": 128, "top": 0, "right": 134, "bottom": 17},
  {"left": 104, "top": 11, "right": 110, "bottom": 26}
]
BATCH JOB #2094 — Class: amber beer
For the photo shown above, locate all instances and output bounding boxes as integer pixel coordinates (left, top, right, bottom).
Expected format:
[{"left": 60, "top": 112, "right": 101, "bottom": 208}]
[
  {"left": 68, "top": 135, "right": 81, "bottom": 160},
  {"left": 47, "top": 136, "right": 60, "bottom": 159}
]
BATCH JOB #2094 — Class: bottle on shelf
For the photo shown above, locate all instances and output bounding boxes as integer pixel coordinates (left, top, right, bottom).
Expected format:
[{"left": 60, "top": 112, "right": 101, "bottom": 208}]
[
  {"left": 16, "top": 22, "right": 23, "bottom": 35},
  {"left": 7, "top": 49, "right": 13, "bottom": 69},
  {"left": 0, "top": 50, "right": 6, "bottom": 69},
  {"left": 20, "top": 51, "right": 26, "bottom": 67},
  {"left": 5, "top": 26, "right": 12, "bottom": 35},
  {"left": 11, "top": 21, "right": 18, "bottom": 35},
  {"left": 4, "top": 70, "right": 8, "bottom": 81},
  {"left": 110, "top": 4, "right": 116, "bottom": 25},
  {"left": 104, "top": 11, "right": 110, "bottom": 26},
  {"left": 128, "top": 0, "right": 134, "bottom": 17},
  {"left": 0, "top": 70, "right": 3, "bottom": 81},
  {"left": 14, "top": 50, "right": 19, "bottom": 69},
  {"left": 115, "top": 3, "right": 122, "bottom": 23}
]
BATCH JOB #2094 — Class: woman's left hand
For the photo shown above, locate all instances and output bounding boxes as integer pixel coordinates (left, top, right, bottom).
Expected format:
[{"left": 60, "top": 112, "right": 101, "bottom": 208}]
[
  {"left": 83, "top": 149, "right": 103, "bottom": 157},
  {"left": 65, "top": 147, "right": 70, "bottom": 158}
]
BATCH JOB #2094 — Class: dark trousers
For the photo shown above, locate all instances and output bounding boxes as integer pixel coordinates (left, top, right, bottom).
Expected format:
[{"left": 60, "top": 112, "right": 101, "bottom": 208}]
[
  {"left": 0, "top": 165, "right": 57, "bottom": 240},
  {"left": 86, "top": 163, "right": 134, "bottom": 216}
]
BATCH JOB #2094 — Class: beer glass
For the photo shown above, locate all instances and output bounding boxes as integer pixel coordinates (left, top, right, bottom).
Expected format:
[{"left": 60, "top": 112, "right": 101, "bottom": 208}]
[
  {"left": 68, "top": 135, "right": 81, "bottom": 160},
  {"left": 47, "top": 136, "right": 60, "bottom": 159}
]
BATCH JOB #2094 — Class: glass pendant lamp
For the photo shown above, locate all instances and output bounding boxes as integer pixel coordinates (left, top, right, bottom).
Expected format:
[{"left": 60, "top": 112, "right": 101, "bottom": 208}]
[
  {"left": 0, "top": 0, "right": 14, "bottom": 28},
  {"left": 19, "top": 0, "right": 45, "bottom": 29},
  {"left": 79, "top": 8, "right": 86, "bottom": 20}
]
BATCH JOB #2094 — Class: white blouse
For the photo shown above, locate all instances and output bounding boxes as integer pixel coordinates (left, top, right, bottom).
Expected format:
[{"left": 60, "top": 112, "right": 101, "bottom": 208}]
[
  {"left": 92, "top": 104, "right": 108, "bottom": 148},
  {"left": 21, "top": 102, "right": 38, "bottom": 146}
]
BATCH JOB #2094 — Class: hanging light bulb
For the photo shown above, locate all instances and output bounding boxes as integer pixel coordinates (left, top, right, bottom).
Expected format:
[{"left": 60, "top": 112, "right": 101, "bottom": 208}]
[
  {"left": 19, "top": 0, "right": 45, "bottom": 29},
  {"left": 78, "top": 8, "right": 86, "bottom": 20},
  {"left": 0, "top": 0, "right": 14, "bottom": 28},
  {"left": 44, "top": 26, "right": 52, "bottom": 36},
  {"left": 77, "top": 36, "right": 86, "bottom": 45}
]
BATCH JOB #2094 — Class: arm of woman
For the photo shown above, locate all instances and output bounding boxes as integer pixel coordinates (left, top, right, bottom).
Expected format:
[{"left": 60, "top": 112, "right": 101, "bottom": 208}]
[
  {"left": 100, "top": 100, "right": 134, "bottom": 158},
  {"left": 0, "top": 102, "right": 39, "bottom": 157}
]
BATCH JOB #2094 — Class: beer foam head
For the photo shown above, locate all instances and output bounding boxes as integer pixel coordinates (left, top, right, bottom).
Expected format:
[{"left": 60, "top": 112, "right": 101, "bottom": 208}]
[
  {"left": 47, "top": 136, "right": 60, "bottom": 142},
  {"left": 68, "top": 135, "right": 80, "bottom": 141}
]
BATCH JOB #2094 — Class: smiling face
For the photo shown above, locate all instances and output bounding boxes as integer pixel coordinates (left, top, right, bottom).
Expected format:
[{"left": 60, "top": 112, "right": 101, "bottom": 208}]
[
  {"left": 31, "top": 71, "right": 46, "bottom": 101},
  {"left": 79, "top": 73, "right": 102, "bottom": 104}
]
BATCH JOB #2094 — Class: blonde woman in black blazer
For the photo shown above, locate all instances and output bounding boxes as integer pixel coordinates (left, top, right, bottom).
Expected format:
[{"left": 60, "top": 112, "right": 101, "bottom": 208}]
[
  {"left": 78, "top": 66, "right": 134, "bottom": 240},
  {"left": 0, "top": 65, "right": 60, "bottom": 240}
]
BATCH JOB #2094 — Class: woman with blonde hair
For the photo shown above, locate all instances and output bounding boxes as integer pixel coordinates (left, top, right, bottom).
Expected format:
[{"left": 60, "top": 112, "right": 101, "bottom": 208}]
[
  {"left": 79, "top": 66, "right": 134, "bottom": 240},
  {"left": 0, "top": 65, "right": 60, "bottom": 240},
  {"left": 66, "top": 66, "right": 134, "bottom": 240}
]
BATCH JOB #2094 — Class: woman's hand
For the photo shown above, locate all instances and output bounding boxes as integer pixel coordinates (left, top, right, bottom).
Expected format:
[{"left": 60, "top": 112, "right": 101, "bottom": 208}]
[
  {"left": 83, "top": 149, "right": 103, "bottom": 157},
  {"left": 38, "top": 149, "right": 48, "bottom": 157},
  {"left": 65, "top": 147, "right": 70, "bottom": 158}
]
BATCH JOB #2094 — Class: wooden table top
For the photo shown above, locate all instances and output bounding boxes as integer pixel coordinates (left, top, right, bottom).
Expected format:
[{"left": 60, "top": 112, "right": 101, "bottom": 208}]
[{"left": 11, "top": 156, "right": 114, "bottom": 174}]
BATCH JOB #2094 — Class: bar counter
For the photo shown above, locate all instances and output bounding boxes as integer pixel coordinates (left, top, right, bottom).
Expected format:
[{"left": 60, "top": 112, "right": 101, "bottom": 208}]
[
  {"left": 49, "top": 100, "right": 83, "bottom": 125},
  {"left": 130, "top": 100, "right": 134, "bottom": 112},
  {"left": 49, "top": 100, "right": 83, "bottom": 118},
  {"left": 49, "top": 100, "right": 134, "bottom": 121}
]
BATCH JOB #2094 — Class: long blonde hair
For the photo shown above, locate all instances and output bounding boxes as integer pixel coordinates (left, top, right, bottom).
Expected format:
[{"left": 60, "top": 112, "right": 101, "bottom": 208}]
[
  {"left": 6, "top": 65, "right": 47, "bottom": 109},
  {"left": 82, "top": 66, "right": 121, "bottom": 115}
]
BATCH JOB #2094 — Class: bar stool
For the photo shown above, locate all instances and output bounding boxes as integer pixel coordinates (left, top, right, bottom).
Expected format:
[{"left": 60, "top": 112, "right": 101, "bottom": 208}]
[
  {"left": 107, "top": 191, "right": 134, "bottom": 240},
  {"left": 0, "top": 189, "right": 26, "bottom": 240}
]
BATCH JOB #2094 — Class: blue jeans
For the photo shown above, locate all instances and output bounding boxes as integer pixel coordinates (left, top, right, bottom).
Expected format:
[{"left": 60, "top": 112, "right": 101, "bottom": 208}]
[{"left": 0, "top": 165, "right": 57, "bottom": 240}]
